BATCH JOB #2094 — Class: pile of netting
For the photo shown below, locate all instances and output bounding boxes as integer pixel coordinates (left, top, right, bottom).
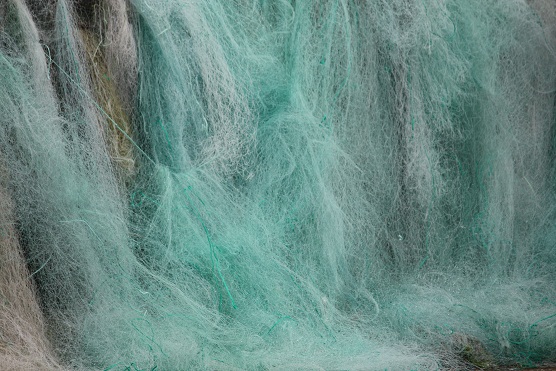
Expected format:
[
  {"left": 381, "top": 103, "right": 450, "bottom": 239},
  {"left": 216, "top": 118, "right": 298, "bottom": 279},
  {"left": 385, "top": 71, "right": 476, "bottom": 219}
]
[{"left": 1, "top": 0, "right": 556, "bottom": 369}]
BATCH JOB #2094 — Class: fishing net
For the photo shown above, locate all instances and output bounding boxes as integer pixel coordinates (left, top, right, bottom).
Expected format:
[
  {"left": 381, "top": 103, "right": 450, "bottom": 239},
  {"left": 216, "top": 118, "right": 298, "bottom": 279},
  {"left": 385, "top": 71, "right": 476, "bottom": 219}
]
[{"left": 0, "top": 0, "right": 555, "bottom": 369}]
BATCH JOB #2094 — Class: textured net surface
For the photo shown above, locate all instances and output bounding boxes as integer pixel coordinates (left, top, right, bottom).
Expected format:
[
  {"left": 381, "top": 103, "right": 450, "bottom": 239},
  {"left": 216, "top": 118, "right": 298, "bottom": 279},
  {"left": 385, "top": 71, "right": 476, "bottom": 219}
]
[{"left": 1, "top": 0, "right": 555, "bottom": 369}]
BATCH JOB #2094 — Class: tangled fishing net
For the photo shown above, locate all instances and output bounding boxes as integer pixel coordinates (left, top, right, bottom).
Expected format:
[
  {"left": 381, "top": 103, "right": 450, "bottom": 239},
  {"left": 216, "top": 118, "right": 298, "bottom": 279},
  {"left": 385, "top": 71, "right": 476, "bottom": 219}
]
[{"left": 1, "top": 0, "right": 556, "bottom": 369}]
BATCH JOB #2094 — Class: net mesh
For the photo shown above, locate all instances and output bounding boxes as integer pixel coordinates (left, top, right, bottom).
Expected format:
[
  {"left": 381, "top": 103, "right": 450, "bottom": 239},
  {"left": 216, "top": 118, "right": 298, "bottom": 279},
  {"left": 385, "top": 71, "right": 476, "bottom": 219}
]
[{"left": 0, "top": 0, "right": 555, "bottom": 369}]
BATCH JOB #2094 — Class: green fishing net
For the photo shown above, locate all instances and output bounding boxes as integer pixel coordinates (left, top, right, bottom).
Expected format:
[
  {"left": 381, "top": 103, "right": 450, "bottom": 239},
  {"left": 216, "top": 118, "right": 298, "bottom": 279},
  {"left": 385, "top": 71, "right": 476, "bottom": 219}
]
[{"left": 0, "top": 0, "right": 555, "bottom": 369}]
